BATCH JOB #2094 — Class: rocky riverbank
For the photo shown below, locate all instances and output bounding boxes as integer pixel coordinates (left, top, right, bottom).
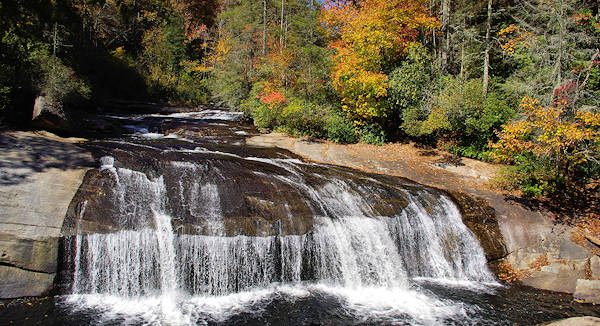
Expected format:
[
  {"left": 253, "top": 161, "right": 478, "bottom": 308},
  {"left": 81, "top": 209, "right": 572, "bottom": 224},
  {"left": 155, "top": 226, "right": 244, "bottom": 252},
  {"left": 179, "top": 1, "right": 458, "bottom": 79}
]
[
  {"left": 248, "top": 133, "right": 600, "bottom": 304},
  {"left": 1, "top": 110, "right": 598, "bottom": 307}
]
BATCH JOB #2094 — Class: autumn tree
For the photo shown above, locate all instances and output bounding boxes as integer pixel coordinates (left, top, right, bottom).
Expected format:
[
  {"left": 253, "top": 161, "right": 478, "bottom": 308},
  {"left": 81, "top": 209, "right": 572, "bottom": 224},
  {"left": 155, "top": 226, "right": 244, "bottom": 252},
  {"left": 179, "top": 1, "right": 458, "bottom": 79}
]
[
  {"left": 321, "top": 0, "right": 437, "bottom": 130},
  {"left": 492, "top": 96, "right": 600, "bottom": 196}
]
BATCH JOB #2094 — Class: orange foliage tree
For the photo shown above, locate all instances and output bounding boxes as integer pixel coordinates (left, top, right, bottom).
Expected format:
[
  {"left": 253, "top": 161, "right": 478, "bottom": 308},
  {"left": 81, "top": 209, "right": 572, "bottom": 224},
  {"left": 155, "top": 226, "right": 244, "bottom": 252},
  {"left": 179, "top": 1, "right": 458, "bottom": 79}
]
[{"left": 321, "top": 0, "right": 437, "bottom": 126}]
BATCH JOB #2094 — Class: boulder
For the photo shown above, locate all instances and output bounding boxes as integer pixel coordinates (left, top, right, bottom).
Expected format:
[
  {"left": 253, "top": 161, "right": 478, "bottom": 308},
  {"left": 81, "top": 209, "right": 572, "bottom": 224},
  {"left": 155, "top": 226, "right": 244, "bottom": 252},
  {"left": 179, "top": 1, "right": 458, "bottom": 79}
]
[
  {"left": 31, "top": 95, "right": 69, "bottom": 131},
  {"left": 501, "top": 224, "right": 597, "bottom": 294},
  {"left": 574, "top": 279, "right": 600, "bottom": 304},
  {"left": 522, "top": 272, "right": 584, "bottom": 294}
]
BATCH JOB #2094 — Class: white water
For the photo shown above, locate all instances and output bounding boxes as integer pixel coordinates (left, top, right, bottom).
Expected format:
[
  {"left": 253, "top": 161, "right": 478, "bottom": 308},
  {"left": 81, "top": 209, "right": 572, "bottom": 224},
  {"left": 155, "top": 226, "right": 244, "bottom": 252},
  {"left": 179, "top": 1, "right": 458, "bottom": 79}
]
[
  {"left": 148, "top": 110, "right": 244, "bottom": 121},
  {"left": 66, "top": 157, "right": 498, "bottom": 325}
]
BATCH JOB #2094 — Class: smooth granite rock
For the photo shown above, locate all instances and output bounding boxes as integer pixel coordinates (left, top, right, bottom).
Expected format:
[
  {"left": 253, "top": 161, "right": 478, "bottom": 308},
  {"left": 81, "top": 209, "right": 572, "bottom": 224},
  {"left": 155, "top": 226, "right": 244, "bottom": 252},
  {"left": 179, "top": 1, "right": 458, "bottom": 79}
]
[
  {"left": 522, "top": 272, "right": 585, "bottom": 294},
  {"left": 543, "top": 317, "right": 600, "bottom": 326},
  {"left": 0, "top": 265, "right": 55, "bottom": 298},
  {"left": 590, "top": 256, "right": 600, "bottom": 280},
  {"left": 574, "top": 279, "right": 600, "bottom": 304},
  {"left": 0, "top": 131, "right": 93, "bottom": 298},
  {"left": 559, "top": 237, "right": 591, "bottom": 260}
]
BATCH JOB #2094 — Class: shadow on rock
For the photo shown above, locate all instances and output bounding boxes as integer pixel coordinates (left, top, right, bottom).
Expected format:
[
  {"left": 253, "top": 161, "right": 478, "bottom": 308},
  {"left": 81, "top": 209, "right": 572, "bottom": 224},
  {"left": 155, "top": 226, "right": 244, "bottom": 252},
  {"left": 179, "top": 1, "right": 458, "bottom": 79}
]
[{"left": 0, "top": 132, "right": 95, "bottom": 186}]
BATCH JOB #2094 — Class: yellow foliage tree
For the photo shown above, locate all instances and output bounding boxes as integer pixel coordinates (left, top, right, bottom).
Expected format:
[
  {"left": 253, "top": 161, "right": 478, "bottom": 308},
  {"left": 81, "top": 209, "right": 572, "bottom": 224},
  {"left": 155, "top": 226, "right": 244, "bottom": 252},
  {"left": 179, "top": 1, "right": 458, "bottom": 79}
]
[
  {"left": 491, "top": 96, "right": 600, "bottom": 194},
  {"left": 321, "top": 0, "right": 437, "bottom": 126}
]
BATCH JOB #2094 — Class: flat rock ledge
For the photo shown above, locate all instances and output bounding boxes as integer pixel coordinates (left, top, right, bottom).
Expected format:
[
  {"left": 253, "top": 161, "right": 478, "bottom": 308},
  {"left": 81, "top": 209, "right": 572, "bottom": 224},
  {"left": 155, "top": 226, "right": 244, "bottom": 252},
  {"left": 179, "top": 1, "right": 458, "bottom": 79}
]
[
  {"left": 0, "top": 131, "right": 94, "bottom": 298},
  {"left": 542, "top": 316, "right": 600, "bottom": 326},
  {"left": 574, "top": 280, "right": 600, "bottom": 305}
]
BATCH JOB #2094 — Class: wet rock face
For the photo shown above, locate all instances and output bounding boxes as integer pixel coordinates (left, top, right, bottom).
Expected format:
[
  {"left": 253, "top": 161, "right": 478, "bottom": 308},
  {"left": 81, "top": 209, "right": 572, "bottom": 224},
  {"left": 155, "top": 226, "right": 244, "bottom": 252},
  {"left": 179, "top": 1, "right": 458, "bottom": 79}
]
[
  {"left": 62, "top": 141, "right": 420, "bottom": 238},
  {"left": 445, "top": 191, "right": 507, "bottom": 262}
]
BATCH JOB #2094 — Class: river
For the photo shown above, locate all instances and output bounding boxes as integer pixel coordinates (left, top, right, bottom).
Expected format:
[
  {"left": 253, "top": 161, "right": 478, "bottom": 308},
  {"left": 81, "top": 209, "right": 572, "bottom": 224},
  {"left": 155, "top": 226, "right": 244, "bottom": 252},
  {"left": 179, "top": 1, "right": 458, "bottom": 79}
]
[{"left": 1, "top": 109, "right": 598, "bottom": 325}]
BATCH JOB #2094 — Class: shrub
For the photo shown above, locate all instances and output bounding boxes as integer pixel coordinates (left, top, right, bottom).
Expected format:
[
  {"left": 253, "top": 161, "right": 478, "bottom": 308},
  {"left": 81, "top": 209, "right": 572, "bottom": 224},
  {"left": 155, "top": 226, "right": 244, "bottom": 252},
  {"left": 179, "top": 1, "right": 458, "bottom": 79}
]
[
  {"left": 242, "top": 86, "right": 329, "bottom": 139},
  {"left": 28, "top": 46, "right": 91, "bottom": 111},
  {"left": 492, "top": 157, "right": 557, "bottom": 198},
  {"left": 359, "top": 123, "right": 386, "bottom": 145},
  {"left": 401, "top": 75, "right": 514, "bottom": 158},
  {"left": 281, "top": 98, "right": 326, "bottom": 138},
  {"left": 325, "top": 111, "right": 358, "bottom": 143},
  {"left": 491, "top": 96, "right": 600, "bottom": 197}
]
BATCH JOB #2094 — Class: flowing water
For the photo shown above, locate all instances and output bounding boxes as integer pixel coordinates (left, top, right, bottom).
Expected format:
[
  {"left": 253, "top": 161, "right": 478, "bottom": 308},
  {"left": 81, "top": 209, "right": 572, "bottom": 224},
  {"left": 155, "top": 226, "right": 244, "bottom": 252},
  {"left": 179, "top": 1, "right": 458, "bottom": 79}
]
[{"left": 2, "top": 109, "right": 598, "bottom": 325}]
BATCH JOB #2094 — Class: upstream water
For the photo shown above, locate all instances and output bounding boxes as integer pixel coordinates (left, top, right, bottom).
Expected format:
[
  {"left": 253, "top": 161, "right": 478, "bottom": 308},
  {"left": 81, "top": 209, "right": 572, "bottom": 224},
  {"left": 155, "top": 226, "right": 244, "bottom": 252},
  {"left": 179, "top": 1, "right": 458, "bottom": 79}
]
[{"left": 2, "top": 109, "right": 598, "bottom": 326}]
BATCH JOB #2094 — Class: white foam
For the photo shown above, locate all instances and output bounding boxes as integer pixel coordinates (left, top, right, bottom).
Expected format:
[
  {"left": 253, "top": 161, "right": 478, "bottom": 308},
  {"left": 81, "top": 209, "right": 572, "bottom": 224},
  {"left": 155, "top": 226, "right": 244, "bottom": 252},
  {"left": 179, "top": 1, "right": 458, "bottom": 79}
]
[
  {"left": 63, "top": 283, "right": 469, "bottom": 325},
  {"left": 64, "top": 293, "right": 190, "bottom": 326},
  {"left": 99, "top": 156, "right": 114, "bottom": 170},
  {"left": 102, "top": 114, "right": 145, "bottom": 121},
  {"left": 310, "top": 284, "right": 469, "bottom": 324},
  {"left": 149, "top": 110, "right": 244, "bottom": 121},
  {"left": 135, "top": 132, "right": 194, "bottom": 142},
  {"left": 140, "top": 132, "right": 164, "bottom": 139}
]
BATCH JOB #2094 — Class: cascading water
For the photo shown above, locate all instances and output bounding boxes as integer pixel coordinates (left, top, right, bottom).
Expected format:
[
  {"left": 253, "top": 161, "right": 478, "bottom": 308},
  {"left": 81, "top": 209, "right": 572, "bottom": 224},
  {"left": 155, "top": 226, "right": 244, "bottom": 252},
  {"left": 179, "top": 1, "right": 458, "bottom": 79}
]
[{"left": 58, "top": 110, "right": 502, "bottom": 325}]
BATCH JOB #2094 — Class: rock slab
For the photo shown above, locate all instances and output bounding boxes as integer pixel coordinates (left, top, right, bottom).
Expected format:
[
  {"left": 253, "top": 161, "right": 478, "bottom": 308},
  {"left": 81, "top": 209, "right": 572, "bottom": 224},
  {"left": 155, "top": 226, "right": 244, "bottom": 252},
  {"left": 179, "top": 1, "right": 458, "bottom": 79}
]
[
  {"left": 574, "top": 279, "right": 600, "bottom": 304},
  {"left": 0, "top": 265, "right": 55, "bottom": 298},
  {"left": 0, "top": 131, "right": 93, "bottom": 298},
  {"left": 591, "top": 256, "right": 600, "bottom": 280},
  {"left": 544, "top": 317, "right": 600, "bottom": 326}
]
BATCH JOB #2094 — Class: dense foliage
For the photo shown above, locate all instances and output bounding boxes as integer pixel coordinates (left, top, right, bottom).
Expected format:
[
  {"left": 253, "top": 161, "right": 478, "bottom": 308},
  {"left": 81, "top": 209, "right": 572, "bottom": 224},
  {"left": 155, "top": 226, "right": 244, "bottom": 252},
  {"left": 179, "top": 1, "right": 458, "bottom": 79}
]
[
  {"left": 491, "top": 96, "right": 600, "bottom": 197},
  {"left": 0, "top": 0, "right": 218, "bottom": 122},
  {"left": 1, "top": 0, "right": 599, "bottom": 198}
]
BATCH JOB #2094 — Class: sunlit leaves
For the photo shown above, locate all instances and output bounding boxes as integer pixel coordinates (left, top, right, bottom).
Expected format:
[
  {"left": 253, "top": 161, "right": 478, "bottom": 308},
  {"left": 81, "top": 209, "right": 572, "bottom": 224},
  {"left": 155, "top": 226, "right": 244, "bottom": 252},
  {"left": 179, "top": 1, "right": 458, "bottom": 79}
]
[
  {"left": 492, "top": 96, "right": 600, "bottom": 175},
  {"left": 498, "top": 24, "right": 533, "bottom": 55},
  {"left": 322, "top": 0, "right": 437, "bottom": 124}
]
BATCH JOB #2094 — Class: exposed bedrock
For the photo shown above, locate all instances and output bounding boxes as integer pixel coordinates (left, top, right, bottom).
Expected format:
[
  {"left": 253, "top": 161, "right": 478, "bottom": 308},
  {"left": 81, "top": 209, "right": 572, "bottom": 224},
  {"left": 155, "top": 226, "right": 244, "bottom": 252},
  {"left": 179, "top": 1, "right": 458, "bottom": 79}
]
[
  {"left": 2, "top": 123, "right": 596, "bottom": 302},
  {"left": 247, "top": 133, "right": 600, "bottom": 299},
  {"left": 0, "top": 131, "right": 94, "bottom": 298}
]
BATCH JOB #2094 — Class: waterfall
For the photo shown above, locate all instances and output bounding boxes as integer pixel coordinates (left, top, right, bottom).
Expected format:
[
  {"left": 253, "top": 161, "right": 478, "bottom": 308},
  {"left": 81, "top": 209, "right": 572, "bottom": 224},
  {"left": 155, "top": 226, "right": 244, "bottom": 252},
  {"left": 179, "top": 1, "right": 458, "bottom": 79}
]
[
  {"left": 69, "top": 159, "right": 494, "bottom": 294},
  {"left": 65, "top": 154, "right": 497, "bottom": 325},
  {"left": 71, "top": 200, "right": 87, "bottom": 294},
  {"left": 72, "top": 168, "right": 180, "bottom": 297}
]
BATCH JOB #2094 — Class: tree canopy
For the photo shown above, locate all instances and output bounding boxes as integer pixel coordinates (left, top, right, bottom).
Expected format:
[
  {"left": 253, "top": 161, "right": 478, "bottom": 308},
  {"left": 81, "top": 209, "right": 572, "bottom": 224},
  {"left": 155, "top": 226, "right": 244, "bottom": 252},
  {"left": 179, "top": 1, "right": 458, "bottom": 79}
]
[{"left": 1, "top": 0, "right": 599, "bottom": 199}]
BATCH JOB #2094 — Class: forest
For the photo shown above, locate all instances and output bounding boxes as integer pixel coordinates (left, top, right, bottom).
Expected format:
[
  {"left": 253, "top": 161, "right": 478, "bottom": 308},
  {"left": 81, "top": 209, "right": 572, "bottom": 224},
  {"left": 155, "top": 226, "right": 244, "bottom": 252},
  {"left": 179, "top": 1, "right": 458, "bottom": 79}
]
[{"left": 1, "top": 0, "right": 599, "bottom": 201}]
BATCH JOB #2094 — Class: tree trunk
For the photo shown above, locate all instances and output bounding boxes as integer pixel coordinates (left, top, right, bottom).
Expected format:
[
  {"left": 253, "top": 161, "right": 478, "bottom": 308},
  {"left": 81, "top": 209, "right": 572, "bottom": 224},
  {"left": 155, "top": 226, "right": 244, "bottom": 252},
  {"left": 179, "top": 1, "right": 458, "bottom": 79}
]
[
  {"left": 308, "top": 0, "right": 315, "bottom": 97},
  {"left": 441, "top": 0, "right": 450, "bottom": 73},
  {"left": 262, "top": 0, "right": 267, "bottom": 56},
  {"left": 280, "top": 0, "right": 285, "bottom": 53},
  {"left": 483, "top": 0, "right": 492, "bottom": 96},
  {"left": 280, "top": 0, "right": 286, "bottom": 85},
  {"left": 460, "top": 41, "right": 465, "bottom": 79},
  {"left": 556, "top": 0, "right": 564, "bottom": 89}
]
